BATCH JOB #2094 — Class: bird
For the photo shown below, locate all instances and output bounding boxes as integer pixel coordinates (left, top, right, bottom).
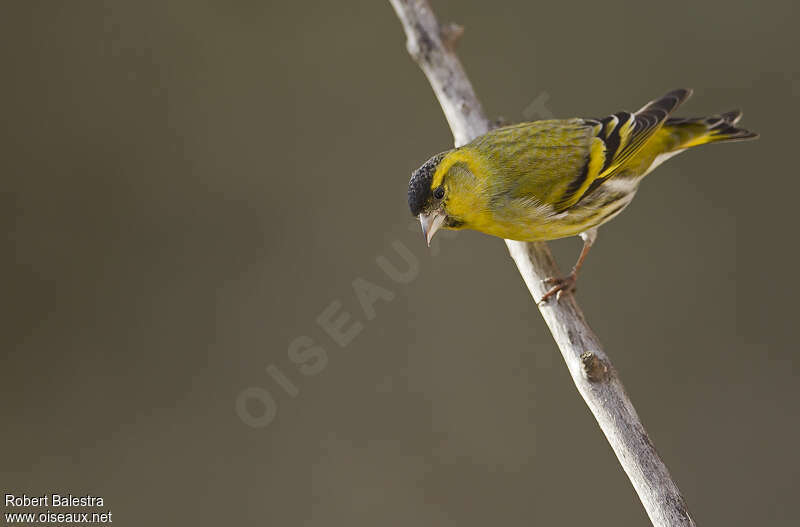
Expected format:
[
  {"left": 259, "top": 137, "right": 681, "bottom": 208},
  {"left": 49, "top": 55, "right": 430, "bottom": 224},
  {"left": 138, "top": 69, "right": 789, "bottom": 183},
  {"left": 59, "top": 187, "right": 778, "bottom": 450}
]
[{"left": 407, "top": 89, "right": 757, "bottom": 302}]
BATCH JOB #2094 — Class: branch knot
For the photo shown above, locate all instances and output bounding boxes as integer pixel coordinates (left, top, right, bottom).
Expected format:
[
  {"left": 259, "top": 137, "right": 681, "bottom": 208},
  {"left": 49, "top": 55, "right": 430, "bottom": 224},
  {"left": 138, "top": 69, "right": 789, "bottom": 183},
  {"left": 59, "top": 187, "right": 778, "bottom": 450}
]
[
  {"left": 581, "top": 351, "right": 610, "bottom": 383},
  {"left": 441, "top": 22, "right": 464, "bottom": 50}
]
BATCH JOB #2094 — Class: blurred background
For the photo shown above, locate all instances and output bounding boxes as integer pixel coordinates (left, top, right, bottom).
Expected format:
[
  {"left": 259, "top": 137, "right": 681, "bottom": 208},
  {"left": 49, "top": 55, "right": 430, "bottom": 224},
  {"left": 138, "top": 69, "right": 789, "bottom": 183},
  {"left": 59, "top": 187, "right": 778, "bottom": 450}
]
[{"left": 2, "top": 1, "right": 798, "bottom": 525}]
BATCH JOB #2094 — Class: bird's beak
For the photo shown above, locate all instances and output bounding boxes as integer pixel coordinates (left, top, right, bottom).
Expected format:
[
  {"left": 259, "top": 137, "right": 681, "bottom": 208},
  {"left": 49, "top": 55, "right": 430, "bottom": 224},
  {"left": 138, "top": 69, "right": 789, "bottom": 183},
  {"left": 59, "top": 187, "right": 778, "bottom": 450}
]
[{"left": 419, "top": 211, "right": 446, "bottom": 247}]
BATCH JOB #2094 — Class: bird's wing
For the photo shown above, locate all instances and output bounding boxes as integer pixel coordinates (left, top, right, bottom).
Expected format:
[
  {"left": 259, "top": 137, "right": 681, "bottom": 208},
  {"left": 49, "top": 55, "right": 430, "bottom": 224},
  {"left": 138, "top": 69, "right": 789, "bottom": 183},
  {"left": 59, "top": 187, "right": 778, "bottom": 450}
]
[{"left": 553, "top": 89, "right": 692, "bottom": 212}]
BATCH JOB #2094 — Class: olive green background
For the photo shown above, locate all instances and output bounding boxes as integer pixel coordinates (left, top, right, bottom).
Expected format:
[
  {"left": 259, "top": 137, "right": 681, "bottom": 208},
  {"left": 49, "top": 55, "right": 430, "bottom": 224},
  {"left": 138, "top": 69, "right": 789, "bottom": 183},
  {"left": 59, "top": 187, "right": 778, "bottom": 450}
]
[{"left": 2, "top": 1, "right": 798, "bottom": 525}]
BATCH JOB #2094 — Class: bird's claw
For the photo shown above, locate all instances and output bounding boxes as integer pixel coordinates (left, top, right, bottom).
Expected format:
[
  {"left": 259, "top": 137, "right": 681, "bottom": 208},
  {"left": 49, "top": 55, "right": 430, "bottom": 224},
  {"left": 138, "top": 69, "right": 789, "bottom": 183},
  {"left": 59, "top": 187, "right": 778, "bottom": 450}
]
[{"left": 539, "top": 273, "right": 577, "bottom": 304}]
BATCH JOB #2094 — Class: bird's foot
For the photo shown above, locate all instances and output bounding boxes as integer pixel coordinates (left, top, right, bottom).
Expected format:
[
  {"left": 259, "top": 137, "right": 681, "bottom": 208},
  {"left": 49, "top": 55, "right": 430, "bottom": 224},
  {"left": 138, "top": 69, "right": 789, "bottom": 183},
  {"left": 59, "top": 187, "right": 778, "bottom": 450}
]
[{"left": 539, "top": 273, "right": 577, "bottom": 304}]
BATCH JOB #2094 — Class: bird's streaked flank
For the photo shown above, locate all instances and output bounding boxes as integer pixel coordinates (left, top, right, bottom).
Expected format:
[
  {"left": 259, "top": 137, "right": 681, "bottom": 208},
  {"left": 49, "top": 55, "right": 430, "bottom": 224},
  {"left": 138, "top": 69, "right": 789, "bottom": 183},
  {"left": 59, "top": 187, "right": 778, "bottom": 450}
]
[{"left": 408, "top": 89, "right": 757, "bottom": 301}]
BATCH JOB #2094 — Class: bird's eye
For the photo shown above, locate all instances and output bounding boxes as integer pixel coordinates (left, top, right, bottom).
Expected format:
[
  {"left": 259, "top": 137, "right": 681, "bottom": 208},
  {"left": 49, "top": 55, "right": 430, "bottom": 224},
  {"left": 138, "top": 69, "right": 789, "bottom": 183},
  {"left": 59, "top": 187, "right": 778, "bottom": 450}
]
[{"left": 433, "top": 186, "right": 445, "bottom": 200}]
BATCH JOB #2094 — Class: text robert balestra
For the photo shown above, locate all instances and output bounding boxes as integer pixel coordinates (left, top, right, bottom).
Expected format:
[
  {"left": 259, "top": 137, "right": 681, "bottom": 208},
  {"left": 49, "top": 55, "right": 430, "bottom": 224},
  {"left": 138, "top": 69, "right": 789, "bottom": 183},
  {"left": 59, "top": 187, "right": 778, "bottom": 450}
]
[{"left": 5, "top": 494, "right": 105, "bottom": 507}]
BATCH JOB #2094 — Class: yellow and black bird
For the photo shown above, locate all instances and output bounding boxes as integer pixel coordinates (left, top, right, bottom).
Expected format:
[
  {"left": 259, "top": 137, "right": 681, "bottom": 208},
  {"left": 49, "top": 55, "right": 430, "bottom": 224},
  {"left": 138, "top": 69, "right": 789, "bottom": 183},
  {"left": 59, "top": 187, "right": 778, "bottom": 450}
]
[{"left": 407, "top": 89, "right": 757, "bottom": 301}]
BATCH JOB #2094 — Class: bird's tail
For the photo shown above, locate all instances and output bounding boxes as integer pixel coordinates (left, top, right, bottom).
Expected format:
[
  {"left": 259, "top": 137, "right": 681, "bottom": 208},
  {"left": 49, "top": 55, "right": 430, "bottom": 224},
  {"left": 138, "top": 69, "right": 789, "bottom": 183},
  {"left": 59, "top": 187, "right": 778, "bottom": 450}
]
[{"left": 663, "top": 110, "right": 759, "bottom": 149}]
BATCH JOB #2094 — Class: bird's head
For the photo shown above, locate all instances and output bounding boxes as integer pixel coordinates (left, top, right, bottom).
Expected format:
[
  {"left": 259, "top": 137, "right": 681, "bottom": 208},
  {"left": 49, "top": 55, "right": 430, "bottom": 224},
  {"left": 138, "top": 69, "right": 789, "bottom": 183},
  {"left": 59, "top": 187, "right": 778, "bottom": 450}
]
[{"left": 407, "top": 149, "right": 482, "bottom": 246}]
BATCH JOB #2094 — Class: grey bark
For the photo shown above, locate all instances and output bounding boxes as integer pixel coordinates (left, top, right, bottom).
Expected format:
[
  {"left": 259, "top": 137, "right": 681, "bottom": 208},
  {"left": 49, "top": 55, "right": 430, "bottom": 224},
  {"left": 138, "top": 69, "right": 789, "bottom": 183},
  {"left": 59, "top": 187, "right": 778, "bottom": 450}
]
[{"left": 389, "top": 1, "right": 697, "bottom": 525}]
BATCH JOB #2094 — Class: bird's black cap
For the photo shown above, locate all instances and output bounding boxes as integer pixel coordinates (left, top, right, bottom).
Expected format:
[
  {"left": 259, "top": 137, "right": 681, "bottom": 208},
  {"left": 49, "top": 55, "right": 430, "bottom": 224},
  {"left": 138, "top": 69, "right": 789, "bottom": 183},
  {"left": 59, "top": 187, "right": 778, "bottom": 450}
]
[{"left": 408, "top": 151, "right": 446, "bottom": 216}]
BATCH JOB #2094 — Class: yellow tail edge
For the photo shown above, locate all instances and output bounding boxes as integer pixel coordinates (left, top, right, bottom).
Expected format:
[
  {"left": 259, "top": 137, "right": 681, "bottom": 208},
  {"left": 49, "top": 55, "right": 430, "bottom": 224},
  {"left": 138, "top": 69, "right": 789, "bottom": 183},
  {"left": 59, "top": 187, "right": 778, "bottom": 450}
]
[{"left": 667, "top": 110, "right": 759, "bottom": 149}]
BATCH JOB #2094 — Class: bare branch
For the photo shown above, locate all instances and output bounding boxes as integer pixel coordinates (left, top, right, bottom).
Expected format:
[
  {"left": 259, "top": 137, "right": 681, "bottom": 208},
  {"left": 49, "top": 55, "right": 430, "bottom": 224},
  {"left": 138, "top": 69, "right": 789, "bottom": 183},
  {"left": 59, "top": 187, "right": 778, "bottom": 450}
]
[{"left": 389, "top": 1, "right": 696, "bottom": 525}]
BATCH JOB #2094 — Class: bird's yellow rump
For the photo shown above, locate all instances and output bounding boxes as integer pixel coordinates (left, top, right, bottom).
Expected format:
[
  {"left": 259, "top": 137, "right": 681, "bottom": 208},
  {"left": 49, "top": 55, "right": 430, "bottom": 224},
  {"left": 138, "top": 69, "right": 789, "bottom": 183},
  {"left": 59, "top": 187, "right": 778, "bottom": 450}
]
[{"left": 407, "top": 89, "right": 757, "bottom": 300}]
